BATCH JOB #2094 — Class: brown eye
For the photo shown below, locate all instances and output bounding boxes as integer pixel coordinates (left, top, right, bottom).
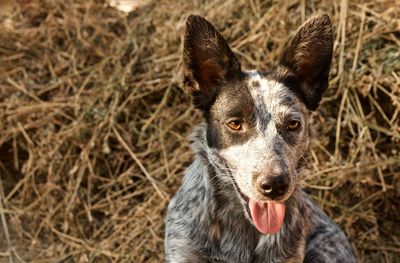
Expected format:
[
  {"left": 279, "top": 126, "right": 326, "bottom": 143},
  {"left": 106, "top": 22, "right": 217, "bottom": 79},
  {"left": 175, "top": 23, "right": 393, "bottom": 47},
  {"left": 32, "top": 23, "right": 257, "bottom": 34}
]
[
  {"left": 287, "top": 120, "right": 300, "bottom": 131},
  {"left": 227, "top": 120, "right": 243, "bottom": 131}
]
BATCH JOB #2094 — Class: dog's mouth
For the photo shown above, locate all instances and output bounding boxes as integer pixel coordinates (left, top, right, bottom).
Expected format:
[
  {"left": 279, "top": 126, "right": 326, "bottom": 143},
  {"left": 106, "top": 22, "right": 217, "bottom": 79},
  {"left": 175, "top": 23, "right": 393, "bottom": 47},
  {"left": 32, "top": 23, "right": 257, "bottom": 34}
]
[
  {"left": 231, "top": 180, "right": 286, "bottom": 235},
  {"left": 248, "top": 199, "right": 285, "bottom": 235}
]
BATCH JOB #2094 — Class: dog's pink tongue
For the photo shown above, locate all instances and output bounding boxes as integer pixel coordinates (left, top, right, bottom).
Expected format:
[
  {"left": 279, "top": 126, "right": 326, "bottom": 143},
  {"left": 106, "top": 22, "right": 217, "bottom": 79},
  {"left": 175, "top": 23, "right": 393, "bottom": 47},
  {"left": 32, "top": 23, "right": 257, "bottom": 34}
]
[{"left": 249, "top": 200, "right": 285, "bottom": 234}]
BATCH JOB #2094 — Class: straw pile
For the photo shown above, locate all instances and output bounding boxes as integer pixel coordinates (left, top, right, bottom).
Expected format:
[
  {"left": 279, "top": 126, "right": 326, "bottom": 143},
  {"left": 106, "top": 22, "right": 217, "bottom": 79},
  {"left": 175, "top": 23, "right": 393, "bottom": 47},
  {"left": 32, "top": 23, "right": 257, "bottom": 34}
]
[{"left": 0, "top": 0, "right": 399, "bottom": 262}]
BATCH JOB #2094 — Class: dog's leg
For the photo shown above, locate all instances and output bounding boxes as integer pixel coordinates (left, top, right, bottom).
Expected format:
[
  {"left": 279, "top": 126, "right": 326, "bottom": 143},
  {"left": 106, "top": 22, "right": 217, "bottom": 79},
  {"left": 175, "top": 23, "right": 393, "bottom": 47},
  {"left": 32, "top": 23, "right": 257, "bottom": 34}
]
[
  {"left": 165, "top": 241, "right": 210, "bottom": 263},
  {"left": 304, "top": 198, "right": 357, "bottom": 263},
  {"left": 304, "top": 229, "right": 356, "bottom": 263},
  {"left": 164, "top": 157, "right": 215, "bottom": 262}
]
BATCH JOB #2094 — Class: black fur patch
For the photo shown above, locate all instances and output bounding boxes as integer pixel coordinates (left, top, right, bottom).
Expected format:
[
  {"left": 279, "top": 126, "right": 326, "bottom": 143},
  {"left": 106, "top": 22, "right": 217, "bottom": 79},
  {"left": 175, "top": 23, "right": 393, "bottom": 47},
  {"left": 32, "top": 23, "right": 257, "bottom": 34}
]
[
  {"left": 205, "top": 79, "right": 256, "bottom": 149},
  {"left": 279, "top": 14, "right": 333, "bottom": 111},
  {"left": 251, "top": 80, "right": 260, "bottom": 87},
  {"left": 304, "top": 249, "right": 326, "bottom": 263},
  {"left": 183, "top": 15, "right": 243, "bottom": 111}
]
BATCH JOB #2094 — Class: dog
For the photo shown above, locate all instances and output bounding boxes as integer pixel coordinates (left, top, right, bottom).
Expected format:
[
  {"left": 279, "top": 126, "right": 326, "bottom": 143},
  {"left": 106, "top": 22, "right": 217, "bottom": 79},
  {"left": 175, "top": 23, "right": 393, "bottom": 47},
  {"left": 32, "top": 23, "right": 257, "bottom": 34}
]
[{"left": 165, "top": 14, "right": 356, "bottom": 263}]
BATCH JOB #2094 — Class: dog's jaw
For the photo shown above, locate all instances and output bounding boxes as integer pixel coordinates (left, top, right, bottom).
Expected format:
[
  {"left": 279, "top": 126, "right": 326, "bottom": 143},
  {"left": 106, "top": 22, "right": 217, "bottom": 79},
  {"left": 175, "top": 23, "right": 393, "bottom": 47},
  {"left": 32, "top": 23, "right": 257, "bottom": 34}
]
[{"left": 206, "top": 144, "right": 303, "bottom": 236}]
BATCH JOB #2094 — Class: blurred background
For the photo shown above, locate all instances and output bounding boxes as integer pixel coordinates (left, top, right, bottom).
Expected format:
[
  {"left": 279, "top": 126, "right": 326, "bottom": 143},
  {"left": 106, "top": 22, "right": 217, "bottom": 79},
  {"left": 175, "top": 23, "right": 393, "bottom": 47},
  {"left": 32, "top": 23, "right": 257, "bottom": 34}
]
[{"left": 0, "top": 0, "right": 399, "bottom": 262}]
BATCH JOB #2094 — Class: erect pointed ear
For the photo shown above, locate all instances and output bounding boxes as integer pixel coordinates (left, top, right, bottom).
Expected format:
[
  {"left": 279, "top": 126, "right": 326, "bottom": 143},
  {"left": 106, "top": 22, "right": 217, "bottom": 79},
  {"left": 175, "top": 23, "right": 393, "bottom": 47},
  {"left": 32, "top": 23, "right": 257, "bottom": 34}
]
[
  {"left": 183, "top": 15, "right": 242, "bottom": 111},
  {"left": 279, "top": 14, "right": 333, "bottom": 111}
]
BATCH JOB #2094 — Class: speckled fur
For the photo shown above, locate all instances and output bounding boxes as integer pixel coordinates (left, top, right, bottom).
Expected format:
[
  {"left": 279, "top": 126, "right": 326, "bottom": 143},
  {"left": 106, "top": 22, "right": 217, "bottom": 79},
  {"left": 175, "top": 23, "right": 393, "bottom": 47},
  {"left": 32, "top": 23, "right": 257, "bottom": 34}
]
[{"left": 165, "top": 14, "right": 356, "bottom": 263}]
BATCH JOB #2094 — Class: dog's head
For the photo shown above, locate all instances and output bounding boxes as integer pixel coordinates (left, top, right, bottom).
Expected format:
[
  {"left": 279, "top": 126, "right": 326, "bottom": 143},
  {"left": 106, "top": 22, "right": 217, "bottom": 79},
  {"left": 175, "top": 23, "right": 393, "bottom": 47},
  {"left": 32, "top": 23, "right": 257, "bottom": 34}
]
[{"left": 184, "top": 15, "right": 333, "bottom": 234}]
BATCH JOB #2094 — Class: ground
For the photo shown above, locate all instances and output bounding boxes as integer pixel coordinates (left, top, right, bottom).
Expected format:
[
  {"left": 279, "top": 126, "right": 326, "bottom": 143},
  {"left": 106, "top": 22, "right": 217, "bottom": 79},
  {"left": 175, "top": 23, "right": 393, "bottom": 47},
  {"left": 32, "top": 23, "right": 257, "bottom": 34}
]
[{"left": 0, "top": 0, "right": 399, "bottom": 262}]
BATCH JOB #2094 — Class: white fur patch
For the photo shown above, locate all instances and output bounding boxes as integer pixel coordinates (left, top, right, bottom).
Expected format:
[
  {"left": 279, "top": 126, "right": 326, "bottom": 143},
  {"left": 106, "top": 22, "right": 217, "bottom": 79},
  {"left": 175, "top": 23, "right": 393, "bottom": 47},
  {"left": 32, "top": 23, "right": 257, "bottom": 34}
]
[
  {"left": 219, "top": 71, "right": 306, "bottom": 202},
  {"left": 248, "top": 71, "right": 301, "bottom": 127}
]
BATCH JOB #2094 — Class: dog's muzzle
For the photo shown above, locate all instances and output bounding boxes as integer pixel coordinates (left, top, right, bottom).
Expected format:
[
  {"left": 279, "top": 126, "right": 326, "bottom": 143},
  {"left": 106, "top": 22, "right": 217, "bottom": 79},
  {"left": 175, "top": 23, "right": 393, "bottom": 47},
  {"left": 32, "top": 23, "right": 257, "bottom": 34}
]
[{"left": 256, "top": 174, "right": 289, "bottom": 200}]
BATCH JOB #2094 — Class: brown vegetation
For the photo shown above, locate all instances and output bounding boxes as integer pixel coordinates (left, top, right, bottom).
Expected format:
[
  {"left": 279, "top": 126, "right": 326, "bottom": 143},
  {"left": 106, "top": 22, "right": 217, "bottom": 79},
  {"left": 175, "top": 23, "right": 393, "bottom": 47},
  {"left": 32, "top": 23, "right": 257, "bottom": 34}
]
[{"left": 0, "top": 0, "right": 399, "bottom": 262}]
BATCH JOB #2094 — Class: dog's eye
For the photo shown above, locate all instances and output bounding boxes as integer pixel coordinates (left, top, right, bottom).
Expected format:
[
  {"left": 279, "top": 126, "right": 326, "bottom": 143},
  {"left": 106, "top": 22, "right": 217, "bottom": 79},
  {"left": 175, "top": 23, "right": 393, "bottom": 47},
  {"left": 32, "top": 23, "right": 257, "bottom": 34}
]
[
  {"left": 287, "top": 120, "right": 300, "bottom": 131},
  {"left": 227, "top": 120, "right": 243, "bottom": 131}
]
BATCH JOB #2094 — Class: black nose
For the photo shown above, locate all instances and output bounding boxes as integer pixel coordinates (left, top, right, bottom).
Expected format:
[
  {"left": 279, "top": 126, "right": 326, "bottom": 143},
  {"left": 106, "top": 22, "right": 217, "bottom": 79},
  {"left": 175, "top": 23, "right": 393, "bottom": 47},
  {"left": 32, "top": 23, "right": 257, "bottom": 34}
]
[{"left": 256, "top": 175, "right": 289, "bottom": 199}]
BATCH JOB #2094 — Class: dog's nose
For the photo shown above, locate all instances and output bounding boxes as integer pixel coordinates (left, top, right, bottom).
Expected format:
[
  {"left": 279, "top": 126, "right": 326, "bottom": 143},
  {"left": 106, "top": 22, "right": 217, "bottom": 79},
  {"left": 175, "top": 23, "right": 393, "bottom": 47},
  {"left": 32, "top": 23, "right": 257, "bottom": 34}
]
[{"left": 256, "top": 175, "right": 289, "bottom": 199}]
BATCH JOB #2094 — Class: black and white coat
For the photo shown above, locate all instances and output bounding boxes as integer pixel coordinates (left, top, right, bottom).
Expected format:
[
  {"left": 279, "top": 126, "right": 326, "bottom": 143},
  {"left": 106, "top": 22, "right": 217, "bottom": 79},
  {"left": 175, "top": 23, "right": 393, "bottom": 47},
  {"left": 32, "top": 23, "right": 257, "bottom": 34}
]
[{"left": 165, "top": 14, "right": 356, "bottom": 263}]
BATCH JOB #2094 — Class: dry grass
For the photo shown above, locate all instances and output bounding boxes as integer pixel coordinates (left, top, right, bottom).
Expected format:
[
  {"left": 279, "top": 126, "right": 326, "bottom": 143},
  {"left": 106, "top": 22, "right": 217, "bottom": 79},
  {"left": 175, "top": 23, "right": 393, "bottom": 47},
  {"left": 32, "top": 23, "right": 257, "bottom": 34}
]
[{"left": 0, "top": 0, "right": 399, "bottom": 262}]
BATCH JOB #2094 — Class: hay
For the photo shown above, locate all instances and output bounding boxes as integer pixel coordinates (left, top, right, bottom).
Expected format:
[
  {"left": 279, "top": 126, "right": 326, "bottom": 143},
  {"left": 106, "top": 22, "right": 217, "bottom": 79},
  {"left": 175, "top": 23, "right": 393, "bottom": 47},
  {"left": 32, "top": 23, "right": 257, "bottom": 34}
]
[{"left": 0, "top": 0, "right": 399, "bottom": 262}]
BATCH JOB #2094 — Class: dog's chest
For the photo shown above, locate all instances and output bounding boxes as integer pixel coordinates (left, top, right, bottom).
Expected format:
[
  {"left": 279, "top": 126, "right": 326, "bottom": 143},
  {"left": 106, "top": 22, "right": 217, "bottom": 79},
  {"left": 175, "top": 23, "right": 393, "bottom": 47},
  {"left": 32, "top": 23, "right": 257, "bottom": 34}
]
[
  {"left": 203, "top": 212, "right": 302, "bottom": 263},
  {"left": 207, "top": 217, "right": 257, "bottom": 262}
]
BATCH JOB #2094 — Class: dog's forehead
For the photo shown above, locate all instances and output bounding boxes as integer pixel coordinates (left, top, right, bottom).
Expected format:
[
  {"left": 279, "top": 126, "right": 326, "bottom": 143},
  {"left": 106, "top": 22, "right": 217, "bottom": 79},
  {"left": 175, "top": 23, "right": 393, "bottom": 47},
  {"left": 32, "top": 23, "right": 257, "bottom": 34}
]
[
  {"left": 209, "top": 81, "right": 253, "bottom": 124},
  {"left": 246, "top": 70, "right": 302, "bottom": 117},
  {"left": 211, "top": 70, "right": 304, "bottom": 123}
]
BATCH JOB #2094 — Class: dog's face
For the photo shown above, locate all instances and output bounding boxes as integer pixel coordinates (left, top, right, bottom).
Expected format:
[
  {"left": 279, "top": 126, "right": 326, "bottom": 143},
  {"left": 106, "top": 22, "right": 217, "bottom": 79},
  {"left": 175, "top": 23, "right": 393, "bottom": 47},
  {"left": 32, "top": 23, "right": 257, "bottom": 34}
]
[{"left": 184, "top": 15, "right": 333, "bottom": 234}]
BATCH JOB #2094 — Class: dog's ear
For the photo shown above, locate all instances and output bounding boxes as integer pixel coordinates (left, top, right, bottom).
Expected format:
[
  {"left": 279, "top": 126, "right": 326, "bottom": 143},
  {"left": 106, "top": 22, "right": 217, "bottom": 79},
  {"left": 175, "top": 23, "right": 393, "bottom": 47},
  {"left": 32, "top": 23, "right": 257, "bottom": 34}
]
[
  {"left": 183, "top": 15, "right": 242, "bottom": 111},
  {"left": 279, "top": 14, "right": 333, "bottom": 111}
]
